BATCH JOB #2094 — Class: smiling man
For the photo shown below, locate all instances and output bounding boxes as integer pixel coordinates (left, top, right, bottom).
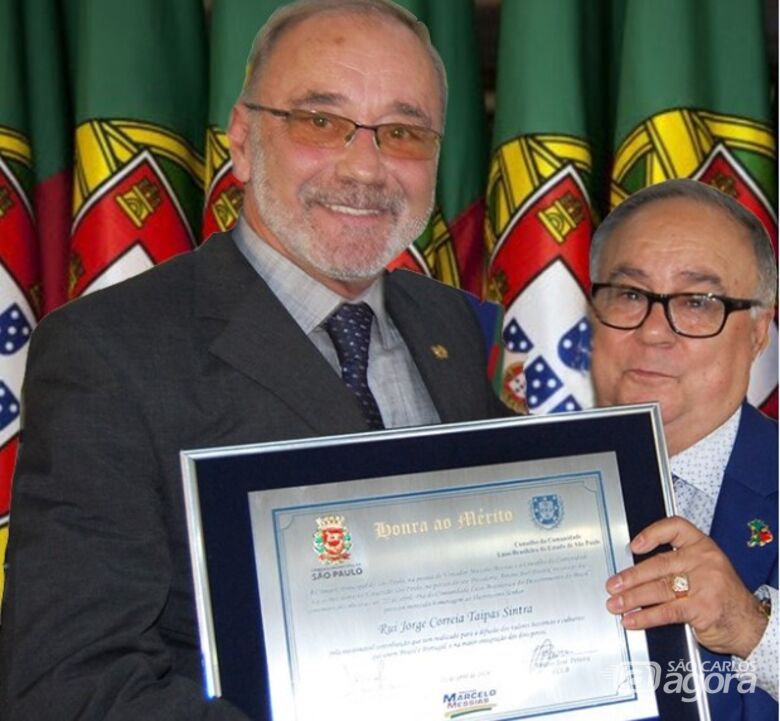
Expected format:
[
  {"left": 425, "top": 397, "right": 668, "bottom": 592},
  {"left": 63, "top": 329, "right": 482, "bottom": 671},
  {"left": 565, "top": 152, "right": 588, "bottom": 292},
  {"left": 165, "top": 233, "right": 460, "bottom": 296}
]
[
  {"left": 590, "top": 179, "right": 777, "bottom": 720},
  {"left": 229, "top": 8, "right": 446, "bottom": 297},
  {"left": 230, "top": 2, "right": 443, "bottom": 299},
  {"left": 0, "top": 3, "right": 508, "bottom": 720}
]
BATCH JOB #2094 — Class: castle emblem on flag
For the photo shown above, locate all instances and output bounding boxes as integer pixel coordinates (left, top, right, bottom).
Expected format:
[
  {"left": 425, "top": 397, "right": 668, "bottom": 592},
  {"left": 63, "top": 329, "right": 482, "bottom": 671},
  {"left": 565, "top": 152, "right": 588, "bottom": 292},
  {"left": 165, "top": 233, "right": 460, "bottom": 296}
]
[
  {"left": 115, "top": 178, "right": 162, "bottom": 228},
  {"left": 531, "top": 494, "right": 563, "bottom": 530},
  {"left": 537, "top": 191, "right": 586, "bottom": 243},
  {"left": 487, "top": 158, "right": 595, "bottom": 415},
  {"left": 313, "top": 515, "right": 352, "bottom": 565},
  {"left": 71, "top": 120, "right": 200, "bottom": 298},
  {"left": 204, "top": 126, "right": 243, "bottom": 236}
]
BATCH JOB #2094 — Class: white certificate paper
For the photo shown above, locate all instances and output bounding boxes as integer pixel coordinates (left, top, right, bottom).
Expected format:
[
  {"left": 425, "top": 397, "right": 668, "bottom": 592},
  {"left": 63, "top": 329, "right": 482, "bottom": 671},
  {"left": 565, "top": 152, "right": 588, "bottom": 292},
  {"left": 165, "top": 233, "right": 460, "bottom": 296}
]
[{"left": 249, "top": 452, "right": 659, "bottom": 721}]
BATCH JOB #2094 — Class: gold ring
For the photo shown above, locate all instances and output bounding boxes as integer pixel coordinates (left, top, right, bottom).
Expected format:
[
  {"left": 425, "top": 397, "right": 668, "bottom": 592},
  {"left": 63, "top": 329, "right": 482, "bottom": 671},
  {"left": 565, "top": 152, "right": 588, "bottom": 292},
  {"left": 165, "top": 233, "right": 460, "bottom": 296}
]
[{"left": 671, "top": 574, "right": 690, "bottom": 599}]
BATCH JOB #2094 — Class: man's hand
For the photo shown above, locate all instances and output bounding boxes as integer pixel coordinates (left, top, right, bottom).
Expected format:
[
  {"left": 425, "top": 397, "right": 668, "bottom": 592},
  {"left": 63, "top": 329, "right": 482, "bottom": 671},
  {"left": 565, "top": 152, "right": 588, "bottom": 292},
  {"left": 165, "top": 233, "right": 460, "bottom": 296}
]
[{"left": 606, "top": 516, "right": 768, "bottom": 658}]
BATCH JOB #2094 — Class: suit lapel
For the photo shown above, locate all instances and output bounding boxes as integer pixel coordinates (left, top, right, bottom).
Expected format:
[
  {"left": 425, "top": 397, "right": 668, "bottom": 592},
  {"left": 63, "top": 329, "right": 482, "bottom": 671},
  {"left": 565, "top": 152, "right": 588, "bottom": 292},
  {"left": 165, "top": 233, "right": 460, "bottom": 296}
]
[
  {"left": 386, "top": 273, "right": 476, "bottom": 423},
  {"left": 709, "top": 405, "right": 778, "bottom": 590},
  {"left": 194, "top": 233, "right": 369, "bottom": 436},
  {"left": 710, "top": 475, "right": 776, "bottom": 590},
  {"left": 192, "top": 238, "right": 488, "bottom": 431}
]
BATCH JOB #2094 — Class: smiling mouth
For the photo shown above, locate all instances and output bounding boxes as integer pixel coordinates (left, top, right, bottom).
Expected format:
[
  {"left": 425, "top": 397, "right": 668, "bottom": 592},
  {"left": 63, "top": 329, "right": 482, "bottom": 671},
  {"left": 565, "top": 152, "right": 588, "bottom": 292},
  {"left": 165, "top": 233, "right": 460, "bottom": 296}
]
[{"left": 322, "top": 203, "right": 384, "bottom": 217}]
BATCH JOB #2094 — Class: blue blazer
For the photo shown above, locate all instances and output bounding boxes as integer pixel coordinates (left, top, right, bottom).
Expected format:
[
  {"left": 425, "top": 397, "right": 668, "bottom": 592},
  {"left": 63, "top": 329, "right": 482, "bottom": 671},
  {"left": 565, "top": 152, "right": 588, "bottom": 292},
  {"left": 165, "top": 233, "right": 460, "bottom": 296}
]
[{"left": 701, "top": 402, "right": 778, "bottom": 721}]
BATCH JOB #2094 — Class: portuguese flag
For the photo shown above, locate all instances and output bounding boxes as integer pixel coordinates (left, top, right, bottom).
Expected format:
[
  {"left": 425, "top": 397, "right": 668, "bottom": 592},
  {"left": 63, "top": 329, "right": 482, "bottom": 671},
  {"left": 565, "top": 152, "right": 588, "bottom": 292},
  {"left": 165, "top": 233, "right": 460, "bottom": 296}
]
[
  {"left": 486, "top": 0, "right": 604, "bottom": 414},
  {"left": 22, "top": 0, "right": 72, "bottom": 315},
  {"left": 68, "top": 0, "right": 207, "bottom": 299},
  {"left": 488, "top": 0, "right": 777, "bottom": 418},
  {"left": 0, "top": 0, "right": 47, "bottom": 599},
  {"left": 204, "top": 0, "right": 285, "bottom": 241},
  {"left": 206, "top": 0, "right": 488, "bottom": 294},
  {"left": 390, "top": 0, "right": 489, "bottom": 294},
  {"left": 611, "top": 0, "right": 778, "bottom": 417}
]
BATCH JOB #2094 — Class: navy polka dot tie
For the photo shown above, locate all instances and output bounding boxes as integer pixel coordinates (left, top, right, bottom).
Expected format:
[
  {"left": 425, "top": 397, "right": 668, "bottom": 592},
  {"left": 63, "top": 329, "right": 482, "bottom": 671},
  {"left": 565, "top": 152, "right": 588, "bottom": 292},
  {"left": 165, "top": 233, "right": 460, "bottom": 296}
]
[{"left": 325, "top": 303, "right": 385, "bottom": 430}]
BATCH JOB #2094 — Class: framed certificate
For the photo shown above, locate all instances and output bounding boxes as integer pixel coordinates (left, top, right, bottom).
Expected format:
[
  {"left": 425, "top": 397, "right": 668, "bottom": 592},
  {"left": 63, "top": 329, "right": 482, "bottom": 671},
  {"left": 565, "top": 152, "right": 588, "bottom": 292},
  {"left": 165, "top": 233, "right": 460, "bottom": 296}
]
[{"left": 181, "top": 404, "right": 708, "bottom": 721}]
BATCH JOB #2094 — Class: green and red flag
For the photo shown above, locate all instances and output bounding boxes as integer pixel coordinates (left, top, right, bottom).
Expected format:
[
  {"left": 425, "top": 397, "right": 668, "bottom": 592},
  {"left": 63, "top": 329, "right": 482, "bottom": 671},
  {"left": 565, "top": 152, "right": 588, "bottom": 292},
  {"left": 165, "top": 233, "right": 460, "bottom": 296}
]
[
  {"left": 611, "top": 0, "right": 778, "bottom": 416},
  {"left": 23, "top": 0, "right": 72, "bottom": 314},
  {"left": 204, "top": 0, "right": 286, "bottom": 240},
  {"left": 388, "top": 0, "right": 489, "bottom": 294},
  {"left": 68, "top": 0, "right": 207, "bottom": 299},
  {"left": 486, "top": 0, "right": 604, "bottom": 414},
  {"left": 0, "top": 0, "right": 43, "bottom": 599}
]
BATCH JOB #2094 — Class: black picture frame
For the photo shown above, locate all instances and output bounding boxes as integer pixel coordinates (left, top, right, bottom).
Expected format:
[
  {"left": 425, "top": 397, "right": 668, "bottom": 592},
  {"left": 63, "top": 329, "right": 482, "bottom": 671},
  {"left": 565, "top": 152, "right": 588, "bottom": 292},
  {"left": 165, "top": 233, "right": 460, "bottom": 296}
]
[{"left": 181, "top": 404, "right": 707, "bottom": 721}]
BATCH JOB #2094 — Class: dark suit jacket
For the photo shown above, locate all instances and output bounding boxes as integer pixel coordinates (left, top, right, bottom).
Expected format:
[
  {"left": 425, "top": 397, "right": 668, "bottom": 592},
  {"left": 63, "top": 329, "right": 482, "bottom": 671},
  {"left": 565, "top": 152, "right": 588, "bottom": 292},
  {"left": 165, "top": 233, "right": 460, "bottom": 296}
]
[
  {"left": 700, "top": 403, "right": 778, "bottom": 721},
  {"left": 0, "top": 232, "right": 509, "bottom": 720}
]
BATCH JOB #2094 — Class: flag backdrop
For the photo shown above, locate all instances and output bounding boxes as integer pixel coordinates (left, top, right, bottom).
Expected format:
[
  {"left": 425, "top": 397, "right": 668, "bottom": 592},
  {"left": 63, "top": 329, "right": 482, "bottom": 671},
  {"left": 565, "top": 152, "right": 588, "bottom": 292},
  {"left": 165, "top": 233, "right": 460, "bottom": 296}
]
[
  {"left": 69, "top": 0, "right": 206, "bottom": 299},
  {"left": 23, "top": 0, "right": 72, "bottom": 315},
  {"left": 389, "top": 0, "right": 489, "bottom": 295},
  {"left": 204, "top": 0, "right": 283, "bottom": 240},
  {"left": 0, "top": 1, "right": 40, "bottom": 602},
  {"left": 486, "top": 0, "right": 605, "bottom": 415},
  {"left": 0, "top": 1, "right": 776, "bottom": 596},
  {"left": 488, "top": 0, "right": 777, "bottom": 415}
]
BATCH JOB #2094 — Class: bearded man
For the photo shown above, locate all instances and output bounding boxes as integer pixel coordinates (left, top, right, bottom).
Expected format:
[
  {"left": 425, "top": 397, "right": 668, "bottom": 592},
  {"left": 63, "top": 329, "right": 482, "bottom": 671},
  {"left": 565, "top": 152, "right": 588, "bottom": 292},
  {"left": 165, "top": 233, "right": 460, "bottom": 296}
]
[{"left": 0, "top": 2, "right": 508, "bottom": 719}]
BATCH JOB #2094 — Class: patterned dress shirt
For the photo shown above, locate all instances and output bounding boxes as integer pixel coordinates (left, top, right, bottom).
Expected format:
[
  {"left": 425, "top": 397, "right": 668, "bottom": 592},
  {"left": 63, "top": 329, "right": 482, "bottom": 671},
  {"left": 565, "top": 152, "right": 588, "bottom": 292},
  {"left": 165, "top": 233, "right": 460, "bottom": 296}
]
[{"left": 671, "top": 407, "right": 777, "bottom": 699}]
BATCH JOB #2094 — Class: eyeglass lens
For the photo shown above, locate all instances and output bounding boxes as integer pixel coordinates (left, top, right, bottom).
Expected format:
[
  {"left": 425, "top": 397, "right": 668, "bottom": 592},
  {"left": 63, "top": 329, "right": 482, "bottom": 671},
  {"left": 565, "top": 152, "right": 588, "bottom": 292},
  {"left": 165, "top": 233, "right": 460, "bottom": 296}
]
[
  {"left": 284, "top": 110, "right": 438, "bottom": 160},
  {"left": 593, "top": 285, "right": 727, "bottom": 337}
]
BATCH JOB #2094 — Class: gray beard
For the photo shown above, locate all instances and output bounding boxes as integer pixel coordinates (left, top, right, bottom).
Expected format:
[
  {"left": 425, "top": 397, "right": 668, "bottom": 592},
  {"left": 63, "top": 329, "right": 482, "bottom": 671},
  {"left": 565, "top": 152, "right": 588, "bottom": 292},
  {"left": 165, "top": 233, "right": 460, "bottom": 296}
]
[{"left": 247, "top": 129, "right": 433, "bottom": 281}]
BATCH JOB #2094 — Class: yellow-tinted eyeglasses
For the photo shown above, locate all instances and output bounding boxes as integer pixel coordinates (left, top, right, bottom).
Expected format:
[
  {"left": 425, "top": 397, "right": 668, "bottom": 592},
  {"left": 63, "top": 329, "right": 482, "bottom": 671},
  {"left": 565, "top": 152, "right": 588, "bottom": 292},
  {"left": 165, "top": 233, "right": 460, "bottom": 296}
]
[{"left": 244, "top": 103, "right": 441, "bottom": 161}]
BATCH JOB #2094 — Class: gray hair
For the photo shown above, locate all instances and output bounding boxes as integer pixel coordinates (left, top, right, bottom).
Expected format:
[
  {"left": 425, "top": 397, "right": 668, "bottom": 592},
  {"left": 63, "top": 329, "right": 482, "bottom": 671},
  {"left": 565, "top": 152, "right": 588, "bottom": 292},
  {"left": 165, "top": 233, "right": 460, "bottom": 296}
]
[
  {"left": 239, "top": 0, "right": 448, "bottom": 128},
  {"left": 590, "top": 178, "right": 778, "bottom": 307}
]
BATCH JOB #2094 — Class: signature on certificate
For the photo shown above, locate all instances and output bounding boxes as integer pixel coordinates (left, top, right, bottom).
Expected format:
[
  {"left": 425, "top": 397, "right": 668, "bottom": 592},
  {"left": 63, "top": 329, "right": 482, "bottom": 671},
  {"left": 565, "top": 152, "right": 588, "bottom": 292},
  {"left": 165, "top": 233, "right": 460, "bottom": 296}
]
[{"left": 530, "top": 638, "right": 572, "bottom": 671}]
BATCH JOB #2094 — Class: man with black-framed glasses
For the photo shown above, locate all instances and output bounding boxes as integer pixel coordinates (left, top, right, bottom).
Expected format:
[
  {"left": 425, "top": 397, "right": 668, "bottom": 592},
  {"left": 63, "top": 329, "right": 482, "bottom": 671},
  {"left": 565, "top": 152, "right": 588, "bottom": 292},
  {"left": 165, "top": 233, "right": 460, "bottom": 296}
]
[{"left": 591, "top": 178, "right": 777, "bottom": 720}]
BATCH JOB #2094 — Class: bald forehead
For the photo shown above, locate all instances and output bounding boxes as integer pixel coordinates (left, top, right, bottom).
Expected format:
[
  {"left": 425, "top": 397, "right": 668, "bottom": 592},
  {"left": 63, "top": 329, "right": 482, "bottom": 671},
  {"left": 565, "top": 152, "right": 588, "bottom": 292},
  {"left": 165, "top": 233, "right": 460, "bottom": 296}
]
[
  {"left": 613, "top": 196, "right": 753, "bottom": 250},
  {"left": 268, "top": 9, "right": 433, "bottom": 73},
  {"left": 601, "top": 196, "right": 761, "bottom": 292},
  {"left": 272, "top": 9, "right": 422, "bottom": 58},
  {"left": 253, "top": 9, "right": 443, "bottom": 123}
]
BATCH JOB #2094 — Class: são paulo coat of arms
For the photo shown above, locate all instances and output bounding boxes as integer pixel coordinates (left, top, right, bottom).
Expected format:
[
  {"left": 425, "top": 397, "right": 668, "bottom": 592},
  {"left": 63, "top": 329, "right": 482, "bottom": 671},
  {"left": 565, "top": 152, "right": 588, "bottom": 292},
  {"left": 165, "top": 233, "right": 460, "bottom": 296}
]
[{"left": 313, "top": 515, "right": 352, "bottom": 565}]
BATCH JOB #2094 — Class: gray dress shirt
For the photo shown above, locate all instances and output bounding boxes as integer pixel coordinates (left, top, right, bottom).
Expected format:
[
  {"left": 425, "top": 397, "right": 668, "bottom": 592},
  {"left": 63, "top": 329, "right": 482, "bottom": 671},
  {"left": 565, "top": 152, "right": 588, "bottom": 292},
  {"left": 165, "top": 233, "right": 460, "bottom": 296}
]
[{"left": 233, "top": 217, "right": 440, "bottom": 428}]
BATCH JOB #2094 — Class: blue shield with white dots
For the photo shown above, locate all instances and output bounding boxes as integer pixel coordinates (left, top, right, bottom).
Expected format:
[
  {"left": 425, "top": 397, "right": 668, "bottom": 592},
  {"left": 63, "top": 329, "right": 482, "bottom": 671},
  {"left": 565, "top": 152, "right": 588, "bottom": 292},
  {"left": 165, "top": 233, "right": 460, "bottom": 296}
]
[
  {"left": 500, "top": 258, "right": 594, "bottom": 413},
  {"left": 0, "top": 303, "right": 32, "bottom": 356}
]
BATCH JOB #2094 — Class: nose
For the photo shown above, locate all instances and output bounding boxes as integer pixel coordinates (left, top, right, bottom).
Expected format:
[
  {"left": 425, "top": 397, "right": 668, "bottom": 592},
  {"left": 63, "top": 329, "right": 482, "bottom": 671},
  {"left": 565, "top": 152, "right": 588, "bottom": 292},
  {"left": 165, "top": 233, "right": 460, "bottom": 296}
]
[
  {"left": 635, "top": 299, "right": 676, "bottom": 344},
  {"left": 335, "top": 126, "right": 387, "bottom": 185}
]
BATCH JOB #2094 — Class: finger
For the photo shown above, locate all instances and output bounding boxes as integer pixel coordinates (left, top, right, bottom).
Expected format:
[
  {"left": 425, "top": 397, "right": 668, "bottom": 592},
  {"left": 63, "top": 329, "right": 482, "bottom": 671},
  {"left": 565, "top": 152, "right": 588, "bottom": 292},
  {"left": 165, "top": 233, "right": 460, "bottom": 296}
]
[
  {"left": 606, "top": 548, "right": 690, "bottom": 594},
  {"left": 620, "top": 599, "right": 689, "bottom": 630},
  {"left": 630, "top": 515, "right": 704, "bottom": 554},
  {"left": 606, "top": 576, "right": 676, "bottom": 614}
]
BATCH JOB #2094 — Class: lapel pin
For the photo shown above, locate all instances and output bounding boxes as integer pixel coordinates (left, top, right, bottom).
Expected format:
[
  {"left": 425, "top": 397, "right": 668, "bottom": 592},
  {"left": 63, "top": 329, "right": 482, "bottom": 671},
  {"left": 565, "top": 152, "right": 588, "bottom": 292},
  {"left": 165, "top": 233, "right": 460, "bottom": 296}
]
[
  {"left": 747, "top": 519, "right": 773, "bottom": 548},
  {"left": 431, "top": 344, "right": 449, "bottom": 360}
]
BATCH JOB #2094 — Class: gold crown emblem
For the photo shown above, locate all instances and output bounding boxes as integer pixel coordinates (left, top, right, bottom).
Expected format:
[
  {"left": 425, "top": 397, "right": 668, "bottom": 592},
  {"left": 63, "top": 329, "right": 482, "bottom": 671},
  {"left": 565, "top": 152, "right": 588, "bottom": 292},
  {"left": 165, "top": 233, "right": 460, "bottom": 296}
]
[{"left": 316, "top": 515, "right": 345, "bottom": 530}]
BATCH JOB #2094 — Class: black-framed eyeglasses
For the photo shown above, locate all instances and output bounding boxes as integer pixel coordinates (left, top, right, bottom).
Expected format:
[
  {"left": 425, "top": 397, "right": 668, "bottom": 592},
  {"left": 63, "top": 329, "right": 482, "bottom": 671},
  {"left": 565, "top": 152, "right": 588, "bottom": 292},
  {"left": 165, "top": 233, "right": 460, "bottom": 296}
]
[
  {"left": 590, "top": 283, "right": 764, "bottom": 338},
  {"left": 243, "top": 103, "right": 441, "bottom": 160}
]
